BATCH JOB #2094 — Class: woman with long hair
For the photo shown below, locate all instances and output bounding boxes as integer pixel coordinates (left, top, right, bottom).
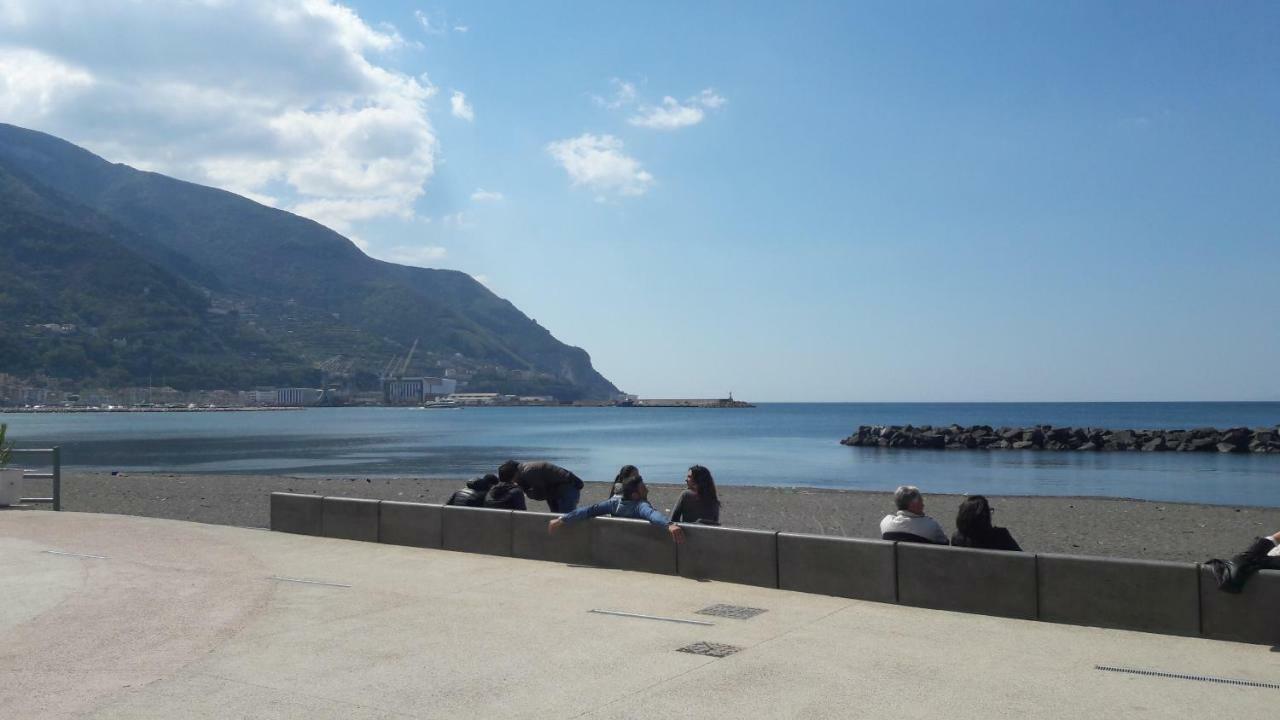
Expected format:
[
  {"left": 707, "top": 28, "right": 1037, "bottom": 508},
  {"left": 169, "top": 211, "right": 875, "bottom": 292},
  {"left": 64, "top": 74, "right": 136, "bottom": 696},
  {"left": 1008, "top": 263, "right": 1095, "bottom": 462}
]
[
  {"left": 950, "top": 495, "right": 1020, "bottom": 551},
  {"left": 671, "top": 464, "right": 721, "bottom": 525}
]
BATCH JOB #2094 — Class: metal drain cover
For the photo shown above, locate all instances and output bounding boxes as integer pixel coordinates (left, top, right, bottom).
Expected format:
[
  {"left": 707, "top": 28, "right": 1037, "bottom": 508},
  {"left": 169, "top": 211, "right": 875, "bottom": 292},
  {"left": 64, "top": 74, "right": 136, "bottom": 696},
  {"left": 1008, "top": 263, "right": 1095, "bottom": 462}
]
[
  {"left": 696, "top": 604, "right": 767, "bottom": 620},
  {"left": 677, "top": 642, "right": 742, "bottom": 658}
]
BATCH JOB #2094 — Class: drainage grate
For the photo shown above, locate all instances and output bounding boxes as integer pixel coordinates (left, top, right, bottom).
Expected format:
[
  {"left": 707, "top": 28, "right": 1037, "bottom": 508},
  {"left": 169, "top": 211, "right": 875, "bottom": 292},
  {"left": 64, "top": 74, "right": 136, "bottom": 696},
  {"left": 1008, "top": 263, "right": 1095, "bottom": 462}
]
[
  {"left": 696, "top": 604, "right": 767, "bottom": 620},
  {"left": 677, "top": 642, "right": 742, "bottom": 658},
  {"left": 1096, "top": 665, "right": 1280, "bottom": 690}
]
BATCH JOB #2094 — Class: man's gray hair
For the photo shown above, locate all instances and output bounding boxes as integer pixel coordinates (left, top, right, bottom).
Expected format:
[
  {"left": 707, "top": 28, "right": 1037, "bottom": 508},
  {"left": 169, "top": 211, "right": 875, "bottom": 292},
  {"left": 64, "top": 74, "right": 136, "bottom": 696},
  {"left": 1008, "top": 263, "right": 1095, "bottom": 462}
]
[{"left": 894, "top": 485, "right": 922, "bottom": 511}]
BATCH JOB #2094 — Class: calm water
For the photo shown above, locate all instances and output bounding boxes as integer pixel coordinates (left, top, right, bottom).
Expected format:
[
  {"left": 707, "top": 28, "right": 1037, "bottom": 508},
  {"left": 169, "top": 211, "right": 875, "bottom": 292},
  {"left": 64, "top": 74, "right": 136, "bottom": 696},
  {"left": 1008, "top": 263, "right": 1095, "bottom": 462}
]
[{"left": 4, "top": 403, "right": 1279, "bottom": 506}]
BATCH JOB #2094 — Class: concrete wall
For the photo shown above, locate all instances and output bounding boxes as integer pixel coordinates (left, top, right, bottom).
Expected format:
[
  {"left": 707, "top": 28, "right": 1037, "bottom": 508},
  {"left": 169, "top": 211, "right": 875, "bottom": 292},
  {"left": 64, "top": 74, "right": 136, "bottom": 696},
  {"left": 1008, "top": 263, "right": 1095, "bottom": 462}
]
[
  {"left": 897, "top": 543, "right": 1038, "bottom": 620},
  {"left": 269, "top": 492, "right": 1279, "bottom": 646},
  {"left": 1199, "top": 568, "right": 1280, "bottom": 645},
  {"left": 321, "top": 497, "right": 380, "bottom": 542},
  {"left": 270, "top": 492, "right": 322, "bottom": 535},
  {"left": 379, "top": 501, "right": 442, "bottom": 549},
  {"left": 513, "top": 511, "right": 593, "bottom": 565},
  {"left": 590, "top": 517, "right": 678, "bottom": 575},
  {"left": 678, "top": 525, "right": 778, "bottom": 588},
  {"left": 1038, "top": 554, "right": 1200, "bottom": 636},
  {"left": 442, "top": 506, "right": 513, "bottom": 556},
  {"left": 777, "top": 534, "right": 896, "bottom": 602}
]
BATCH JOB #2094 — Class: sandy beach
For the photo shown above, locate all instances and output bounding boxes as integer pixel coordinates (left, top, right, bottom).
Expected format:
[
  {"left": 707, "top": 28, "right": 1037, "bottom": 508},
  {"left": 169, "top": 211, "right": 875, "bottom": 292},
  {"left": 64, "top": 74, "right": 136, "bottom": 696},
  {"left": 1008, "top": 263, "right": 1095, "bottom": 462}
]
[{"left": 11, "top": 471, "right": 1277, "bottom": 564}]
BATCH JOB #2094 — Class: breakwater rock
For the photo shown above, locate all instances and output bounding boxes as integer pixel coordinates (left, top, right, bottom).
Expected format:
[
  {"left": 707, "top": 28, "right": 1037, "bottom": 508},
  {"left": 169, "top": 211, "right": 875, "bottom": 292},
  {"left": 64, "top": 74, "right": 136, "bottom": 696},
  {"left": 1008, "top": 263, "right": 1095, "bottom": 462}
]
[{"left": 841, "top": 425, "right": 1280, "bottom": 453}]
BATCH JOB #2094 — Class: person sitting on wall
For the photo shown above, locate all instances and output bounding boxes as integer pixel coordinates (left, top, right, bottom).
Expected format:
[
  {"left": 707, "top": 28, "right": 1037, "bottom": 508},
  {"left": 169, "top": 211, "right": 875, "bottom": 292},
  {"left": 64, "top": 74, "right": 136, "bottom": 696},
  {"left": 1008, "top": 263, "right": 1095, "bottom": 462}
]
[
  {"left": 1205, "top": 530, "right": 1280, "bottom": 593},
  {"left": 446, "top": 474, "right": 498, "bottom": 507},
  {"left": 610, "top": 464, "right": 640, "bottom": 499},
  {"left": 484, "top": 475, "right": 527, "bottom": 511},
  {"left": 548, "top": 474, "right": 686, "bottom": 544},
  {"left": 670, "top": 464, "right": 721, "bottom": 526},
  {"left": 499, "top": 459, "right": 585, "bottom": 513},
  {"left": 949, "top": 495, "right": 1021, "bottom": 551},
  {"left": 879, "top": 485, "right": 949, "bottom": 544}
]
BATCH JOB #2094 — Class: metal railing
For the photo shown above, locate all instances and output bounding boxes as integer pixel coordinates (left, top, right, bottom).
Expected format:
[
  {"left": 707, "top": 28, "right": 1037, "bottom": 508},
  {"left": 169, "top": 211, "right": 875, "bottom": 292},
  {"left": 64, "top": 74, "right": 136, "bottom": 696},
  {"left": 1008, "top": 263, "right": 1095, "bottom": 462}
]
[{"left": 13, "top": 447, "right": 61, "bottom": 511}]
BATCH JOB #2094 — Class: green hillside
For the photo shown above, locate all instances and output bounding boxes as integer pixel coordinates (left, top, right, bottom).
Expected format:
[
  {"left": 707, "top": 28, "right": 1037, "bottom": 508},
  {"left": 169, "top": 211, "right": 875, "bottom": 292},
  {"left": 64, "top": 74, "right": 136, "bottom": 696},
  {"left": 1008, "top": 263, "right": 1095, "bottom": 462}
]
[{"left": 0, "top": 124, "right": 619, "bottom": 399}]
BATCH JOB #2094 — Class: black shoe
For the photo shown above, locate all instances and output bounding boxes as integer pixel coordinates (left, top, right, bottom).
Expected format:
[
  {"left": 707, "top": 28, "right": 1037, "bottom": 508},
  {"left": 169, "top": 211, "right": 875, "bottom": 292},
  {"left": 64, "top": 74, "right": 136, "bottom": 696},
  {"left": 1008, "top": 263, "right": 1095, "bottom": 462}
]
[{"left": 1207, "top": 559, "right": 1243, "bottom": 594}]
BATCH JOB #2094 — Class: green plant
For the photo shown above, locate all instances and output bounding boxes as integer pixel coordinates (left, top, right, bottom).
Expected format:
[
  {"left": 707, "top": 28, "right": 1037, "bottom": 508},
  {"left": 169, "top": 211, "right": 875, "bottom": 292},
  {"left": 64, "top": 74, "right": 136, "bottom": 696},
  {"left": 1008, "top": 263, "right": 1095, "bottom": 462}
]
[{"left": 0, "top": 423, "right": 10, "bottom": 468}]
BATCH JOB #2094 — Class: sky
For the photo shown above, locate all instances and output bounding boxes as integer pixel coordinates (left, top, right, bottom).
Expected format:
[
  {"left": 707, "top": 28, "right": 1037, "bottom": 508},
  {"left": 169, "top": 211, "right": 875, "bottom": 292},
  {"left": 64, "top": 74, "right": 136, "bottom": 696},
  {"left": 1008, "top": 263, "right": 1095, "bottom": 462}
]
[{"left": 1, "top": 1, "right": 1278, "bottom": 402}]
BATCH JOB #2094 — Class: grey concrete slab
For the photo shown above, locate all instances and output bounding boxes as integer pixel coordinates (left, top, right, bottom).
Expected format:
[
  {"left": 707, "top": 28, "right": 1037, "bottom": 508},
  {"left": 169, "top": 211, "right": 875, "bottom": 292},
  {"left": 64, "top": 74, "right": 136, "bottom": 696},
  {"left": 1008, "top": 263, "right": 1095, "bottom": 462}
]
[
  {"left": 377, "top": 500, "right": 442, "bottom": 549},
  {"left": 677, "top": 524, "right": 778, "bottom": 588},
  {"left": 777, "top": 533, "right": 896, "bottom": 602},
  {"left": 441, "top": 505, "right": 512, "bottom": 556},
  {"left": 3, "top": 512, "right": 1279, "bottom": 720},
  {"left": 319, "top": 496, "right": 379, "bottom": 543},
  {"left": 513, "top": 510, "right": 592, "bottom": 565},
  {"left": 897, "top": 543, "right": 1038, "bottom": 619},
  {"left": 590, "top": 516, "right": 678, "bottom": 575},
  {"left": 1038, "top": 553, "right": 1200, "bottom": 636},
  {"left": 269, "top": 492, "right": 322, "bottom": 536},
  {"left": 1199, "top": 567, "right": 1280, "bottom": 645}
]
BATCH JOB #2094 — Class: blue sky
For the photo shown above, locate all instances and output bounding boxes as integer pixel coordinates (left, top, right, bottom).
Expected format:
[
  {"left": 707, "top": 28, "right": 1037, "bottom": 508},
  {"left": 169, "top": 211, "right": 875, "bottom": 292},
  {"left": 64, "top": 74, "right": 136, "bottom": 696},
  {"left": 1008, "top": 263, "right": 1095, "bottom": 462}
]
[{"left": 2, "top": 1, "right": 1278, "bottom": 401}]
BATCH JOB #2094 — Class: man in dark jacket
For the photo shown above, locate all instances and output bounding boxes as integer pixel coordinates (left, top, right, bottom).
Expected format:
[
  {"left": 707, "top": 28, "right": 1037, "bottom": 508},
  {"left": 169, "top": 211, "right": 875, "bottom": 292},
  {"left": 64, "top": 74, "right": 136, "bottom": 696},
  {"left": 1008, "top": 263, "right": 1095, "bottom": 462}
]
[
  {"left": 498, "top": 459, "right": 583, "bottom": 513},
  {"left": 446, "top": 474, "right": 498, "bottom": 507},
  {"left": 484, "top": 478, "right": 527, "bottom": 511}
]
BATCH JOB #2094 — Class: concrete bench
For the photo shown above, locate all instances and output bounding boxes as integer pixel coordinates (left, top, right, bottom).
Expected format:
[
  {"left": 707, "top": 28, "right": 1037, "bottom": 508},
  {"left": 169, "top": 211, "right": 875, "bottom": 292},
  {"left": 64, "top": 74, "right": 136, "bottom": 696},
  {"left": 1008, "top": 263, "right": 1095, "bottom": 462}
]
[
  {"left": 590, "top": 516, "right": 678, "bottom": 575},
  {"left": 1198, "top": 567, "right": 1280, "bottom": 645},
  {"left": 269, "top": 492, "right": 322, "bottom": 536},
  {"left": 379, "top": 501, "right": 443, "bottom": 549},
  {"left": 897, "top": 543, "right": 1037, "bottom": 620},
  {"left": 677, "top": 525, "right": 778, "bottom": 588},
  {"left": 778, "top": 533, "right": 896, "bottom": 602},
  {"left": 1037, "top": 554, "right": 1199, "bottom": 636},
  {"left": 442, "top": 506, "right": 513, "bottom": 556},
  {"left": 321, "top": 496, "right": 380, "bottom": 542},
  {"left": 513, "top": 511, "right": 593, "bottom": 565}
]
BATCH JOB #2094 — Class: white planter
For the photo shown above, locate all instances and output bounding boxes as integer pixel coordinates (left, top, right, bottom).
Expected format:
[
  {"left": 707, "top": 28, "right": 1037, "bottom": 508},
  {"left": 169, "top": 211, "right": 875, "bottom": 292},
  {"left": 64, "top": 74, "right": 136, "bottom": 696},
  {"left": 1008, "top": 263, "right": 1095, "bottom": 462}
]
[{"left": 0, "top": 468, "right": 22, "bottom": 506}]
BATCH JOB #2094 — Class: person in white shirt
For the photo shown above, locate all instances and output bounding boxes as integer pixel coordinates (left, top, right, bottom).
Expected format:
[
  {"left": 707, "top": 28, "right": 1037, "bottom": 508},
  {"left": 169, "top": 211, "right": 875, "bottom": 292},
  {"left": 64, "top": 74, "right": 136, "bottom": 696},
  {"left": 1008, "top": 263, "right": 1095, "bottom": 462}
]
[{"left": 879, "top": 485, "right": 949, "bottom": 544}]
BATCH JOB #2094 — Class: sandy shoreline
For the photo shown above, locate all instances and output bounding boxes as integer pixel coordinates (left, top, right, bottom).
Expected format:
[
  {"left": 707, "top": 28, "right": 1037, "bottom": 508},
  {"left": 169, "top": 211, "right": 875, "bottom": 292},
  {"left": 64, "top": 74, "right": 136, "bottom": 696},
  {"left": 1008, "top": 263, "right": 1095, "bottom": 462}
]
[{"left": 10, "top": 471, "right": 1275, "bottom": 564}]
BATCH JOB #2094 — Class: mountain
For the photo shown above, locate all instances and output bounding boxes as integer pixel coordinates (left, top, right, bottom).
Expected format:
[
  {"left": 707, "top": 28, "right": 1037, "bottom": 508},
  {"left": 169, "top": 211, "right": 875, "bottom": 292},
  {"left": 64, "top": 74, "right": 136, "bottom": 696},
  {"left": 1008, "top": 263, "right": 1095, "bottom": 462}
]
[{"left": 0, "top": 123, "right": 620, "bottom": 399}]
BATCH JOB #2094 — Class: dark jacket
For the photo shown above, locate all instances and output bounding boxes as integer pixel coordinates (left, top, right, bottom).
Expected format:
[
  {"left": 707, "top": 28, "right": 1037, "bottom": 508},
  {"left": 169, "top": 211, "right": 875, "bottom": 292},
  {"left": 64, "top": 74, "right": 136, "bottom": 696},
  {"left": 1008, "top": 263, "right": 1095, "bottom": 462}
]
[
  {"left": 950, "top": 526, "right": 1021, "bottom": 552},
  {"left": 513, "top": 462, "right": 583, "bottom": 501},
  {"left": 484, "top": 482, "right": 527, "bottom": 511},
  {"left": 670, "top": 489, "right": 720, "bottom": 525},
  {"left": 447, "top": 475, "right": 498, "bottom": 507}
]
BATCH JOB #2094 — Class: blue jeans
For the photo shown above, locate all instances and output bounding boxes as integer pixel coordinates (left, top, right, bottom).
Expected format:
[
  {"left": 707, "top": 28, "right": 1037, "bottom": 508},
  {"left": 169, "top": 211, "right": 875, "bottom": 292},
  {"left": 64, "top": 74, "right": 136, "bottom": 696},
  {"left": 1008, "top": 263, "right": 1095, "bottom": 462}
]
[{"left": 546, "top": 484, "right": 581, "bottom": 513}]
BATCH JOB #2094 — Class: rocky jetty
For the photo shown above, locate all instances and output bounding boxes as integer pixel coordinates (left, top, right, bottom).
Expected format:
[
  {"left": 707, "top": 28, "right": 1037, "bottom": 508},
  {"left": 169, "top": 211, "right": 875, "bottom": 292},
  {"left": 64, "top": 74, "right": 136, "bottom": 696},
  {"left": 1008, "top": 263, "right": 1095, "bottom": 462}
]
[{"left": 841, "top": 424, "right": 1280, "bottom": 453}]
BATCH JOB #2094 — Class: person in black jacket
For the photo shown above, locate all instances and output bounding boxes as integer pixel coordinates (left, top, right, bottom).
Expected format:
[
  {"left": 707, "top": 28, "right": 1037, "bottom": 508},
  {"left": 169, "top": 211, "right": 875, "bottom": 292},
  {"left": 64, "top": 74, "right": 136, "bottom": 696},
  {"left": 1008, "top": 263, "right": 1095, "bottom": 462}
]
[
  {"left": 950, "top": 495, "right": 1021, "bottom": 551},
  {"left": 484, "top": 478, "right": 527, "bottom": 511},
  {"left": 446, "top": 474, "right": 498, "bottom": 507},
  {"left": 1206, "top": 530, "right": 1280, "bottom": 593},
  {"left": 498, "top": 459, "right": 584, "bottom": 512}
]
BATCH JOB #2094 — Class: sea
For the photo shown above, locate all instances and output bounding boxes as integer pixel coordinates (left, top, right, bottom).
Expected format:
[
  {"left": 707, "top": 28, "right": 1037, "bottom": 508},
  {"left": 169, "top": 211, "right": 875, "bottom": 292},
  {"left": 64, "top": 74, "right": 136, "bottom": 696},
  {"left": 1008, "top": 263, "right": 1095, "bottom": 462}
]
[{"left": 3, "top": 402, "right": 1279, "bottom": 507}]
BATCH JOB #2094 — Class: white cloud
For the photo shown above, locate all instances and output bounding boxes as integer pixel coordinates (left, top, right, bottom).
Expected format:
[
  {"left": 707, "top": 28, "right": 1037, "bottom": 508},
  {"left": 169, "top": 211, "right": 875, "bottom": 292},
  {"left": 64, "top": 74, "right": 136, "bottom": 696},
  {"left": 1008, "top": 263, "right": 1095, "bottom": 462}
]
[
  {"left": 628, "top": 88, "right": 726, "bottom": 130},
  {"left": 375, "top": 243, "right": 447, "bottom": 267},
  {"left": 441, "top": 211, "right": 472, "bottom": 228},
  {"left": 450, "top": 90, "right": 474, "bottom": 121},
  {"left": 415, "top": 9, "right": 466, "bottom": 36},
  {"left": 592, "top": 78, "right": 637, "bottom": 109},
  {"left": 470, "top": 188, "right": 503, "bottom": 202},
  {"left": 546, "top": 133, "right": 653, "bottom": 198},
  {"left": 0, "top": 0, "right": 438, "bottom": 234}
]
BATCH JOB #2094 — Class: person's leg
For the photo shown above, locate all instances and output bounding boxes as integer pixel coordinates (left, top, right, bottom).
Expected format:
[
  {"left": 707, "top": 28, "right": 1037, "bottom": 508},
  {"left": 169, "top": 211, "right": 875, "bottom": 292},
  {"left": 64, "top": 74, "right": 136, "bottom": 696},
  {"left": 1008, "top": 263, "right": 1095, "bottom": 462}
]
[
  {"left": 556, "top": 484, "right": 581, "bottom": 513},
  {"left": 1213, "top": 531, "right": 1280, "bottom": 592}
]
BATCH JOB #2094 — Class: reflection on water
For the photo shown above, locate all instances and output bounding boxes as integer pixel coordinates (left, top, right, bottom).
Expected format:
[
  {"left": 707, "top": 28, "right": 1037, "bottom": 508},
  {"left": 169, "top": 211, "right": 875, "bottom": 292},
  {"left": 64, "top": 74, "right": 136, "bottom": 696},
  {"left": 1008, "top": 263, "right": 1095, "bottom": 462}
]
[{"left": 3, "top": 403, "right": 1278, "bottom": 506}]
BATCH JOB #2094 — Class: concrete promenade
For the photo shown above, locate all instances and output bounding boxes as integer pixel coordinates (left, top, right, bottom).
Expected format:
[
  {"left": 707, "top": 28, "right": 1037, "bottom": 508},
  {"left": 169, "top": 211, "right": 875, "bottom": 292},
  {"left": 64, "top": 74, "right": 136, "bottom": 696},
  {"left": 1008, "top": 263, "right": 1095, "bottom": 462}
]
[{"left": 2, "top": 511, "right": 1277, "bottom": 719}]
